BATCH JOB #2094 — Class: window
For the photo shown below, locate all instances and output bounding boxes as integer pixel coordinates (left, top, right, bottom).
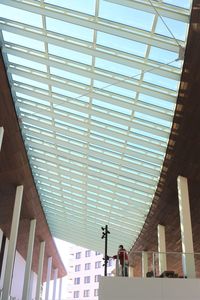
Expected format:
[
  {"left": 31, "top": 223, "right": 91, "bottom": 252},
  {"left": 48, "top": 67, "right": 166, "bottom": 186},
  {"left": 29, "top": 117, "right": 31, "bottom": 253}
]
[
  {"left": 94, "top": 289, "right": 99, "bottom": 296},
  {"left": 95, "top": 251, "right": 101, "bottom": 255},
  {"left": 85, "top": 263, "right": 91, "bottom": 270},
  {"left": 74, "top": 277, "right": 80, "bottom": 285},
  {"left": 83, "top": 290, "right": 90, "bottom": 297},
  {"left": 94, "top": 274, "right": 101, "bottom": 282},
  {"left": 75, "top": 264, "right": 81, "bottom": 272},
  {"left": 75, "top": 252, "right": 81, "bottom": 259},
  {"left": 73, "top": 291, "right": 79, "bottom": 298},
  {"left": 85, "top": 250, "right": 91, "bottom": 257},
  {"left": 95, "top": 261, "right": 101, "bottom": 268},
  {"left": 84, "top": 276, "right": 90, "bottom": 284}
]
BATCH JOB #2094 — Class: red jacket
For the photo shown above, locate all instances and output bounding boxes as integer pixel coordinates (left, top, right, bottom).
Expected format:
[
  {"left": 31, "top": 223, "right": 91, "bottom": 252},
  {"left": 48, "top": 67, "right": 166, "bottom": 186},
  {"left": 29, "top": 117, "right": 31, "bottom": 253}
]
[{"left": 113, "top": 249, "right": 128, "bottom": 265}]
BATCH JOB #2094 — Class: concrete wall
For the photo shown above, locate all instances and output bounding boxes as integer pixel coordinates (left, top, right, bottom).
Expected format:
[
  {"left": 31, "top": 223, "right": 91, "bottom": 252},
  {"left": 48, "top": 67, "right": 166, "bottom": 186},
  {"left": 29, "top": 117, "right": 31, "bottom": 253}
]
[{"left": 99, "top": 277, "right": 200, "bottom": 300}]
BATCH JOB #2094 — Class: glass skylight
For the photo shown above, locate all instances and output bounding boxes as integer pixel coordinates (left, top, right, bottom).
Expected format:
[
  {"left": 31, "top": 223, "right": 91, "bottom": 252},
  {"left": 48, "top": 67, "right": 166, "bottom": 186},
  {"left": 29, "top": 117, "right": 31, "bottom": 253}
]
[{"left": 0, "top": 0, "right": 191, "bottom": 254}]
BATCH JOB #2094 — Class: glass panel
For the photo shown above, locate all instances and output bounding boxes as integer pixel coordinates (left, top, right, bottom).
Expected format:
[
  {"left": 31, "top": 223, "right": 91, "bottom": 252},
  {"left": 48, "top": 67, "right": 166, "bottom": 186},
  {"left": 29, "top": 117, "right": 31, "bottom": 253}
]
[
  {"left": 164, "top": 0, "right": 191, "bottom": 9},
  {"left": 99, "top": 1, "right": 154, "bottom": 31},
  {"left": 0, "top": 4, "right": 43, "bottom": 27},
  {"left": 44, "top": 0, "right": 96, "bottom": 15},
  {"left": 48, "top": 44, "right": 92, "bottom": 65},
  {"left": 7, "top": 55, "right": 47, "bottom": 72},
  {"left": 46, "top": 17, "right": 94, "bottom": 42},
  {"left": 2, "top": 32, "right": 45, "bottom": 52},
  {"left": 0, "top": 0, "right": 192, "bottom": 253},
  {"left": 97, "top": 32, "right": 147, "bottom": 57},
  {"left": 95, "top": 58, "right": 140, "bottom": 77},
  {"left": 155, "top": 18, "right": 188, "bottom": 41}
]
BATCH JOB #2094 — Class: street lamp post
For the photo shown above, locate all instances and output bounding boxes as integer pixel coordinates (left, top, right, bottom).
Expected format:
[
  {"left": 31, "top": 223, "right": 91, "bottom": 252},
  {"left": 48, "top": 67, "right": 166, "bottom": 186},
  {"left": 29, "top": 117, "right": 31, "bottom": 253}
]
[{"left": 101, "top": 225, "right": 110, "bottom": 276}]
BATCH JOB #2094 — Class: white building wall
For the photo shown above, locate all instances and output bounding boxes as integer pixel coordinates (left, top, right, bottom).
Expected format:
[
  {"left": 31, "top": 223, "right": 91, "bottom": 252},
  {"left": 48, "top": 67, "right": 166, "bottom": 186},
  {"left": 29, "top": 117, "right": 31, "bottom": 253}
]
[{"left": 66, "top": 245, "right": 115, "bottom": 300}]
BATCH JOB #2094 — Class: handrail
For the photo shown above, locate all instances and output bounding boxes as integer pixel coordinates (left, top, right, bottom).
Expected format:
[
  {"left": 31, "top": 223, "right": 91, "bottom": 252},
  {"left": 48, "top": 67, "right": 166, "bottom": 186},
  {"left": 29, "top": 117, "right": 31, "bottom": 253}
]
[{"left": 111, "top": 250, "right": 200, "bottom": 278}]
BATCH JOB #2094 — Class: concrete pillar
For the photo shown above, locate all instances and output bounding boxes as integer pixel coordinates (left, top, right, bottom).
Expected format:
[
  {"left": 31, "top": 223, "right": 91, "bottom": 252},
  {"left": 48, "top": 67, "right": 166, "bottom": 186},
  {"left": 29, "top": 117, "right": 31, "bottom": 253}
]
[
  {"left": 28, "top": 271, "right": 34, "bottom": 300},
  {"left": 157, "top": 224, "right": 167, "bottom": 275},
  {"left": 35, "top": 241, "right": 45, "bottom": 300},
  {"left": 22, "top": 219, "right": 36, "bottom": 300},
  {"left": 45, "top": 256, "right": 52, "bottom": 300},
  {"left": 0, "top": 127, "right": 4, "bottom": 150},
  {"left": 2, "top": 185, "right": 23, "bottom": 300},
  {"left": 177, "top": 176, "right": 196, "bottom": 278},
  {"left": 142, "top": 251, "right": 148, "bottom": 277},
  {"left": 58, "top": 277, "right": 62, "bottom": 300},
  {"left": 52, "top": 268, "right": 58, "bottom": 300},
  {"left": 128, "top": 266, "right": 134, "bottom": 278}
]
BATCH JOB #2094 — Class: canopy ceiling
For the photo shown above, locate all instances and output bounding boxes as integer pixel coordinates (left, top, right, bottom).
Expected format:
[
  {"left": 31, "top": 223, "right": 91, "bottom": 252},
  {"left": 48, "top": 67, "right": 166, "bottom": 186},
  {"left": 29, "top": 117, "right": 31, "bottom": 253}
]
[{"left": 0, "top": 0, "right": 191, "bottom": 254}]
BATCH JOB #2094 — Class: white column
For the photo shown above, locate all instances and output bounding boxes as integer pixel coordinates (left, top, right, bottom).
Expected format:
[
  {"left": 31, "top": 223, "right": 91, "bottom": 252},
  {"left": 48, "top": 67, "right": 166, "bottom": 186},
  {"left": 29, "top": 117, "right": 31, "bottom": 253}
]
[
  {"left": 128, "top": 266, "right": 134, "bottom": 278},
  {"left": 157, "top": 224, "right": 167, "bottom": 275},
  {"left": 177, "top": 176, "right": 196, "bottom": 278},
  {"left": 28, "top": 271, "right": 34, "bottom": 300},
  {"left": 0, "top": 127, "right": 4, "bottom": 150},
  {"left": 58, "top": 277, "right": 62, "bottom": 300},
  {"left": 142, "top": 251, "right": 148, "bottom": 277},
  {"left": 35, "top": 241, "right": 45, "bottom": 300},
  {"left": 45, "top": 256, "right": 52, "bottom": 300},
  {"left": 2, "top": 185, "right": 23, "bottom": 300},
  {"left": 52, "top": 268, "right": 58, "bottom": 300},
  {"left": 22, "top": 219, "right": 36, "bottom": 300}
]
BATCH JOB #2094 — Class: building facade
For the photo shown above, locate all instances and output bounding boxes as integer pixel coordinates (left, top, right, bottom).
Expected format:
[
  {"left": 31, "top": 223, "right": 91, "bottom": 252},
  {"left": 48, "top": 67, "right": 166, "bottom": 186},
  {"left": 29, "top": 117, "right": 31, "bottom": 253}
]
[{"left": 65, "top": 245, "right": 115, "bottom": 300}]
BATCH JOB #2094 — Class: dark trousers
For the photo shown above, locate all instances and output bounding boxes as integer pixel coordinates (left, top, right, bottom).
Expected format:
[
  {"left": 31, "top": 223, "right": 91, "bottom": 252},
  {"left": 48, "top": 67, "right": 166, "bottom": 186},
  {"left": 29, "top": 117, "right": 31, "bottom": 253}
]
[{"left": 121, "top": 263, "right": 129, "bottom": 277}]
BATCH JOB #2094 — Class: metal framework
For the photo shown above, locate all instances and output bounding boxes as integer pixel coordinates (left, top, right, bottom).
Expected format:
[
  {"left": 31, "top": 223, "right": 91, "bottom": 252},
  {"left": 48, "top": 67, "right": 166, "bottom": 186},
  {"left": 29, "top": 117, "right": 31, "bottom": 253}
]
[{"left": 0, "top": 0, "right": 191, "bottom": 253}]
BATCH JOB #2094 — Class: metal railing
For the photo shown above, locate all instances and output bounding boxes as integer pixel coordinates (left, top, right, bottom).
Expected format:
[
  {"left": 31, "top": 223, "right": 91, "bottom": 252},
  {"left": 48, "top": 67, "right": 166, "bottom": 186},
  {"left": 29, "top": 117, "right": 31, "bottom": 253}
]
[{"left": 111, "top": 251, "right": 200, "bottom": 278}]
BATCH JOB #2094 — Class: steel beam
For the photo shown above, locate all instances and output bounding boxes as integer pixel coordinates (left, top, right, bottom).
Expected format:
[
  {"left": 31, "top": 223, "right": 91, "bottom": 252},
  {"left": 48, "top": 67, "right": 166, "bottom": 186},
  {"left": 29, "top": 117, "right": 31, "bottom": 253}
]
[
  {"left": 3, "top": 46, "right": 178, "bottom": 102},
  {"left": 7, "top": 62, "right": 178, "bottom": 107},
  {"left": 105, "top": 0, "right": 189, "bottom": 22},
  {"left": 0, "top": 0, "right": 181, "bottom": 52}
]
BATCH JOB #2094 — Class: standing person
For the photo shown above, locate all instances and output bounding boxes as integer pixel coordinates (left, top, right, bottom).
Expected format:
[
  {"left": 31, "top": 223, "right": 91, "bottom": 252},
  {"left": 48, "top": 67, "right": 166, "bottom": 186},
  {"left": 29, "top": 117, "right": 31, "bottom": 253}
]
[{"left": 113, "top": 245, "right": 129, "bottom": 277}]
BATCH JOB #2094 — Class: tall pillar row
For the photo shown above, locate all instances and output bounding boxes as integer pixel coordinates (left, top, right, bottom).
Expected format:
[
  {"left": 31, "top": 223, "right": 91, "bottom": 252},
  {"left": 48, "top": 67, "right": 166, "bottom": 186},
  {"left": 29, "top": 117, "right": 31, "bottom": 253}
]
[
  {"left": 2, "top": 185, "right": 24, "bottom": 300},
  {"left": 0, "top": 126, "right": 63, "bottom": 299}
]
